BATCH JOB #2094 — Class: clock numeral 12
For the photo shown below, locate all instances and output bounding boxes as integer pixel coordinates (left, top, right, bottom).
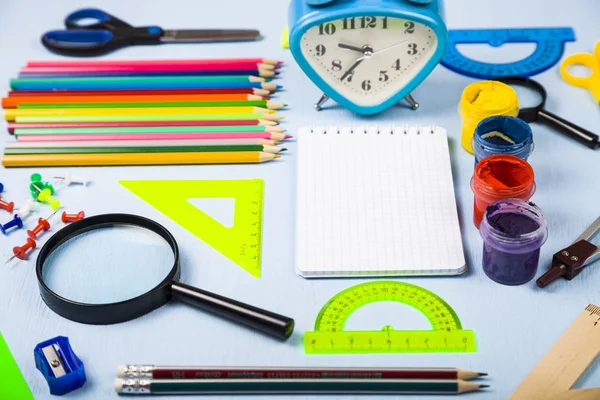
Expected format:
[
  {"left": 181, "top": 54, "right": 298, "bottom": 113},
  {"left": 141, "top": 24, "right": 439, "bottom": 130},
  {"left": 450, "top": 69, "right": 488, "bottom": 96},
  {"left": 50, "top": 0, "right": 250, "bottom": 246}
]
[{"left": 359, "top": 16, "right": 377, "bottom": 29}]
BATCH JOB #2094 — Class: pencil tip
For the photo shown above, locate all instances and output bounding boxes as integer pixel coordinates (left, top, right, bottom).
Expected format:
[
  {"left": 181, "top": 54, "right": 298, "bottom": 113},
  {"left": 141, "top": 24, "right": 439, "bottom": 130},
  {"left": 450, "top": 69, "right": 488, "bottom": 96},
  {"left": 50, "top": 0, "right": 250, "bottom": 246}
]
[
  {"left": 284, "top": 135, "right": 293, "bottom": 139},
  {"left": 478, "top": 373, "right": 488, "bottom": 376},
  {"left": 274, "top": 154, "right": 281, "bottom": 159},
  {"left": 280, "top": 148, "right": 287, "bottom": 152},
  {"left": 479, "top": 385, "right": 490, "bottom": 389}
]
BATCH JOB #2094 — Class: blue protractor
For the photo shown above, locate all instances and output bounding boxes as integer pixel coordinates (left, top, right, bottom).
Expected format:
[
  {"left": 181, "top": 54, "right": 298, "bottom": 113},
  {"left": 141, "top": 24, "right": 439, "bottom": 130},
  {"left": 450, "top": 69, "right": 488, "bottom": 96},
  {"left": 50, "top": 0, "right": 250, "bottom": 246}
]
[{"left": 441, "top": 27, "right": 576, "bottom": 79}]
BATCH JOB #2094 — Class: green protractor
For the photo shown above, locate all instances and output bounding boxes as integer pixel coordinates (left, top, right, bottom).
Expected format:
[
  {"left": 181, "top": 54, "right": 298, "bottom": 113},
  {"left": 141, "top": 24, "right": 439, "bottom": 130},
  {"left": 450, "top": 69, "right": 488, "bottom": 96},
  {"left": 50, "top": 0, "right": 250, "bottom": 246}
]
[{"left": 304, "top": 281, "right": 476, "bottom": 354}]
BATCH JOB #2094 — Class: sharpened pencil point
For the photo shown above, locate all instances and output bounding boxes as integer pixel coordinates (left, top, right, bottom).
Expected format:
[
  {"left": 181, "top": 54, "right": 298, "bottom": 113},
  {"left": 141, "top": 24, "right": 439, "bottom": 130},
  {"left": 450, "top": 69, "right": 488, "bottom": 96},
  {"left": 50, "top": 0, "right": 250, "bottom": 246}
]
[
  {"left": 284, "top": 135, "right": 293, "bottom": 139},
  {"left": 478, "top": 373, "right": 488, "bottom": 376},
  {"left": 281, "top": 148, "right": 287, "bottom": 152},
  {"left": 274, "top": 154, "right": 281, "bottom": 159},
  {"left": 479, "top": 385, "right": 490, "bottom": 389}
]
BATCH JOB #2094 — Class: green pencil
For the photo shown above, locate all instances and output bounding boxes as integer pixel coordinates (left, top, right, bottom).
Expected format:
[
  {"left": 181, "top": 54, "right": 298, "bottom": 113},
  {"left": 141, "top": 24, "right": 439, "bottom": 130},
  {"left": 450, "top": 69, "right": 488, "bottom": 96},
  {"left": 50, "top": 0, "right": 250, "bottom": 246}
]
[
  {"left": 4, "top": 145, "right": 286, "bottom": 155},
  {"left": 113, "top": 378, "right": 488, "bottom": 395},
  {"left": 10, "top": 75, "right": 268, "bottom": 88},
  {"left": 17, "top": 100, "right": 287, "bottom": 110},
  {"left": 16, "top": 113, "right": 284, "bottom": 123},
  {"left": 14, "top": 126, "right": 285, "bottom": 135}
]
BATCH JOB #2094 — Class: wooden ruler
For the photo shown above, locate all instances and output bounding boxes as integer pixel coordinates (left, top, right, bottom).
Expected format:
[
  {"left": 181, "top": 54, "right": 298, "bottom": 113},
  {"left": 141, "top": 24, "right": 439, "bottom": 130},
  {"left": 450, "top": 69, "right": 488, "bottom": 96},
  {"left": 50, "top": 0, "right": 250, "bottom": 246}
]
[{"left": 510, "top": 304, "right": 600, "bottom": 400}]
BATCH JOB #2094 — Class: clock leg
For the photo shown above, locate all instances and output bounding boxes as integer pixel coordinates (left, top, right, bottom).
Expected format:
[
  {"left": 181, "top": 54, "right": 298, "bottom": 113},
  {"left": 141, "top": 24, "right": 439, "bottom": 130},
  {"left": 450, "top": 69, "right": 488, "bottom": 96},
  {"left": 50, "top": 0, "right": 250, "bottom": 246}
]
[
  {"left": 314, "top": 94, "right": 330, "bottom": 111},
  {"left": 404, "top": 94, "right": 419, "bottom": 110}
]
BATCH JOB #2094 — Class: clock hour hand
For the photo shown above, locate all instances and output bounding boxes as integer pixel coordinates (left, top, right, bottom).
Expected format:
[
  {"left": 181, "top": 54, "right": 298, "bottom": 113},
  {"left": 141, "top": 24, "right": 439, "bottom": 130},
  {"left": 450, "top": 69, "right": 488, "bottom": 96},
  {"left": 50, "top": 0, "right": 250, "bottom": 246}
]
[
  {"left": 340, "top": 56, "right": 365, "bottom": 81},
  {"left": 338, "top": 43, "right": 365, "bottom": 53}
]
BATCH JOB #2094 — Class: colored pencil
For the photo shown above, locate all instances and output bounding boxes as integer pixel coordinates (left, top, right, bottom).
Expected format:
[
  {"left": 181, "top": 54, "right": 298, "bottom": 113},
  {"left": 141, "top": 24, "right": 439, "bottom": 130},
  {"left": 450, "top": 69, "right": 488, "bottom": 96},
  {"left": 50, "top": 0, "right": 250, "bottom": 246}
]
[
  {"left": 14, "top": 126, "right": 285, "bottom": 135},
  {"left": 2, "top": 94, "right": 269, "bottom": 108},
  {"left": 4, "top": 145, "right": 286, "bottom": 155},
  {"left": 13, "top": 101, "right": 286, "bottom": 110},
  {"left": 20, "top": 67, "right": 277, "bottom": 76},
  {"left": 7, "top": 120, "right": 279, "bottom": 133},
  {"left": 8, "top": 88, "right": 273, "bottom": 96},
  {"left": 4, "top": 107, "right": 277, "bottom": 121},
  {"left": 116, "top": 366, "right": 487, "bottom": 381},
  {"left": 10, "top": 79, "right": 279, "bottom": 91},
  {"left": 17, "top": 132, "right": 291, "bottom": 142},
  {"left": 15, "top": 113, "right": 283, "bottom": 123},
  {"left": 111, "top": 378, "right": 488, "bottom": 395},
  {"left": 1, "top": 151, "right": 280, "bottom": 167},
  {"left": 26, "top": 58, "right": 281, "bottom": 68},
  {"left": 6, "top": 139, "right": 278, "bottom": 148},
  {"left": 12, "top": 75, "right": 268, "bottom": 86}
]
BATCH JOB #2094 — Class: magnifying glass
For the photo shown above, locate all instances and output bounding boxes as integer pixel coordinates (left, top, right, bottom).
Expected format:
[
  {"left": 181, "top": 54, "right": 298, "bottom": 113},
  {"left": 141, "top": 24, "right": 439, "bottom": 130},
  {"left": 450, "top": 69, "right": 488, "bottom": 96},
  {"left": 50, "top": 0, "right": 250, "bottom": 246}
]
[
  {"left": 499, "top": 76, "right": 599, "bottom": 149},
  {"left": 36, "top": 214, "right": 294, "bottom": 340}
]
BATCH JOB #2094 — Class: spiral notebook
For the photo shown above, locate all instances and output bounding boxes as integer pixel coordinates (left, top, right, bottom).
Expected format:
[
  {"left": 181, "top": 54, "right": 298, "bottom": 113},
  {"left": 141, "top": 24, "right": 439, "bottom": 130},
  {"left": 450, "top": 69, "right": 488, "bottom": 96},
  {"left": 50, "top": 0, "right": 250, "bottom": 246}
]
[{"left": 296, "top": 125, "right": 465, "bottom": 278}]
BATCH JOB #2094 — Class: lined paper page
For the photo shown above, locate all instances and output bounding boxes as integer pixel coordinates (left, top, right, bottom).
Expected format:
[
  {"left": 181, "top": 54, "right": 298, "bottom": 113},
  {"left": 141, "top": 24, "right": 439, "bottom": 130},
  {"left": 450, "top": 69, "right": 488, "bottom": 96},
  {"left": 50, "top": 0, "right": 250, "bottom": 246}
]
[{"left": 296, "top": 125, "right": 465, "bottom": 277}]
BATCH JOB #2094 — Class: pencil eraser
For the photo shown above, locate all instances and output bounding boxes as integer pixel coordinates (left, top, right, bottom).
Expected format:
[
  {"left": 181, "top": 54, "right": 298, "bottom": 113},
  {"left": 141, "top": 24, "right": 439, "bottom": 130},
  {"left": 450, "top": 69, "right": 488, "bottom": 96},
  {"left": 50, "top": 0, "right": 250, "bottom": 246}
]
[
  {"left": 116, "top": 365, "right": 126, "bottom": 378},
  {"left": 114, "top": 378, "right": 124, "bottom": 393}
]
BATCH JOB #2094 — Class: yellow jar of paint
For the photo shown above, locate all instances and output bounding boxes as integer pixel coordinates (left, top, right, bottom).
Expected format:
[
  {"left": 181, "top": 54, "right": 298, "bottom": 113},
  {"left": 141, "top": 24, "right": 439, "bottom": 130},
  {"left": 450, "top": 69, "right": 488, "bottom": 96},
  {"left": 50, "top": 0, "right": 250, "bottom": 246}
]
[{"left": 459, "top": 81, "right": 519, "bottom": 154}]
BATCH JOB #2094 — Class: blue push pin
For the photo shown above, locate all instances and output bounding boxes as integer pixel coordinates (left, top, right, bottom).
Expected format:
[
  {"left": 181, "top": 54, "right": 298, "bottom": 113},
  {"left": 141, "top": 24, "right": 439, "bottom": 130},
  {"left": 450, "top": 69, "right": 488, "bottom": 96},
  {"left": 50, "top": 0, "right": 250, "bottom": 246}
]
[
  {"left": 1, "top": 214, "right": 23, "bottom": 235},
  {"left": 0, "top": 182, "right": 4, "bottom": 193}
]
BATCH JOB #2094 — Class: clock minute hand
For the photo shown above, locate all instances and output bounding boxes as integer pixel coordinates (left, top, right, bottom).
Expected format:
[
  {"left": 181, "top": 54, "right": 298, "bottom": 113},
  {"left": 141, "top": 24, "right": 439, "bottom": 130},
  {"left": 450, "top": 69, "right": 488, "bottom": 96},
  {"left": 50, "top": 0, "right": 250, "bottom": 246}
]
[
  {"left": 340, "top": 56, "right": 366, "bottom": 81},
  {"left": 372, "top": 40, "right": 409, "bottom": 56}
]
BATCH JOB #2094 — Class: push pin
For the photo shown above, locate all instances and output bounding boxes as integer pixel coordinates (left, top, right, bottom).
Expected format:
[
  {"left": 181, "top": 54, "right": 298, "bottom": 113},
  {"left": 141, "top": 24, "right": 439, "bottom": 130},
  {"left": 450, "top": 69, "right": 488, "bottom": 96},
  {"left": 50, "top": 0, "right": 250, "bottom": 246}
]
[
  {"left": 0, "top": 195, "right": 15, "bottom": 213},
  {"left": 5, "top": 238, "right": 36, "bottom": 263},
  {"left": 37, "top": 189, "right": 61, "bottom": 211},
  {"left": 34, "top": 336, "right": 86, "bottom": 395},
  {"left": 53, "top": 173, "right": 90, "bottom": 187},
  {"left": 62, "top": 211, "right": 85, "bottom": 223},
  {"left": 30, "top": 181, "right": 55, "bottom": 199},
  {"left": 17, "top": 198, "right": 37, "bottom": 219},
  {"left": 0, "top": 182, "right": 4, "bottom": 192},
  {"left": 1, "top": 214, "right": 23, "bottom": 235},
  {"left": 27, "top": 212, "right": 57, "bottom": 240}
]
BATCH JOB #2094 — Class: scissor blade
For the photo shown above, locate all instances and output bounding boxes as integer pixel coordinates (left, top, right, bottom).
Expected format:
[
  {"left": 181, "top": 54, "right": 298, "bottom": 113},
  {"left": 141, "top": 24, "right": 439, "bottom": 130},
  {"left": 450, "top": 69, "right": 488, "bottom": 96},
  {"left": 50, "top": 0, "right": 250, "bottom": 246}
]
[{"left": 161, "top": 29, "right": 261, "bottom": 43}]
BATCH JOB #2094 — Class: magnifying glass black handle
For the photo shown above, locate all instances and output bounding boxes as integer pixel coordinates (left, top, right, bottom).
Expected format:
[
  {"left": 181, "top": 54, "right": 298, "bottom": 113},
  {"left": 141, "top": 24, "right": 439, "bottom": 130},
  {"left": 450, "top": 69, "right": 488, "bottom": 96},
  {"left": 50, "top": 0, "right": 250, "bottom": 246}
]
[
  {"left": 170, "top": 281, "right": 294, "bottom": 340},
  {"left": 537, "top": 109, "right": 600, "bottom": 149}
]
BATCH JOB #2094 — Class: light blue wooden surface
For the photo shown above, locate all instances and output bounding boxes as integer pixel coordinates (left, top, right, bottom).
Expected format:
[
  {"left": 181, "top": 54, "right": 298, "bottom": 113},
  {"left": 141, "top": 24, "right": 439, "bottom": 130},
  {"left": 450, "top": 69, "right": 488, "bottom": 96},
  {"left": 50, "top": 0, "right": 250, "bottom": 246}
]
[{"left": 1, "top": 0, "right": 599, "bottom": 399}]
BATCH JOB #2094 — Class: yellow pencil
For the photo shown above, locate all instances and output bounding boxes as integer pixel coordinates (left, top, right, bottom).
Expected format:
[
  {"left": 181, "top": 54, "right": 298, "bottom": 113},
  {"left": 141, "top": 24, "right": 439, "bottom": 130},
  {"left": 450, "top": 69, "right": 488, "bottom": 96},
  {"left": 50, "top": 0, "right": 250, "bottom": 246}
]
[
  {"left": 2, "top": 151, "right": 280, "bottom": 167},
  {"left": 4, "top": 106, "right": 277, "bottom": 121}
]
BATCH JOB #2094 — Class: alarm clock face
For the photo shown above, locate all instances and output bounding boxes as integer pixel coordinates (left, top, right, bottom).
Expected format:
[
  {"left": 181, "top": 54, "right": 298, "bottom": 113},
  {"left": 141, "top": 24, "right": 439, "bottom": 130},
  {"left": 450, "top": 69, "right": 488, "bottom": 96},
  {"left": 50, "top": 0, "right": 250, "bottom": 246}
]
[{"left": 301, "top": 16, "right": 438, "bottom": 106}]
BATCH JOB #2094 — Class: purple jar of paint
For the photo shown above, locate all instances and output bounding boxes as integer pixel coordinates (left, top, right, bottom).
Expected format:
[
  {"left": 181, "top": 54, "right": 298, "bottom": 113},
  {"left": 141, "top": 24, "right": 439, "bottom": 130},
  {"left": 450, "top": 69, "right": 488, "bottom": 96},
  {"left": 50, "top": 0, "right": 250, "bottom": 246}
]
[{"left": 479, "top": 199, "right": 548, "bottom": 285}]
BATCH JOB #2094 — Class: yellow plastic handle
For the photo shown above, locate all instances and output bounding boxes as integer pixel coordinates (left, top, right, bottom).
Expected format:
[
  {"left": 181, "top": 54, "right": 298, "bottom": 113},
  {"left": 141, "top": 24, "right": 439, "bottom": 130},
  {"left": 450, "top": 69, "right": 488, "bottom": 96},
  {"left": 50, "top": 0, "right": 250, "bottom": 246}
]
[{"left": 560, "top": 41, "right": 600, "bottom": 102}]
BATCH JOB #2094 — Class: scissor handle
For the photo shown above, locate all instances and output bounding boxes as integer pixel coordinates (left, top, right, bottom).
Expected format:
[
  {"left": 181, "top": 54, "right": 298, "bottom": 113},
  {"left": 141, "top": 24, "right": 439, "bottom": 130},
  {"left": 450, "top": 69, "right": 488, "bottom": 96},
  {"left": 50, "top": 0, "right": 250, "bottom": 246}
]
[
  {"left": 64, "top": 8, "right": 132, "bottom": 30},
  {"left": 560, "top": 53, "right": 599, "bottom": 89}
]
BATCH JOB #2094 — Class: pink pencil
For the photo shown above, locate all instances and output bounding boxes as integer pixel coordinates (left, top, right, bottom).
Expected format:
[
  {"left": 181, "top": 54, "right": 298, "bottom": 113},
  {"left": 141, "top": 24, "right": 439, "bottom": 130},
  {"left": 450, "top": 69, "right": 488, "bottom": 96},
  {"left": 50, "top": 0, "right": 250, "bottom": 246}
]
[
  {"left": 18, "top": 132, "right": 292, "bottom": 142},
  {"left": 27, "top": 59, "right": 282, "bottom": 68},
  {"left": 7, "top": 120, "right": 265, "bottom": 134},
  {"left": 21, "top": 64, "right": 274, "bottom": 74}
]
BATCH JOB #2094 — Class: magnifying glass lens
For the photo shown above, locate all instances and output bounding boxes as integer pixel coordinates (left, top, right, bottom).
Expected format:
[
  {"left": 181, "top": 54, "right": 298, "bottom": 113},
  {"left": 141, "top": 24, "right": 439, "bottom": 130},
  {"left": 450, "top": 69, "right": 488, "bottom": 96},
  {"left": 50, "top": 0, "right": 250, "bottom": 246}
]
[
  {"left": 509, "top": 84, "right": 544, "bottom": 110},
  {"left": 42, "top": 225, "right": 174, "bottom": 304}
]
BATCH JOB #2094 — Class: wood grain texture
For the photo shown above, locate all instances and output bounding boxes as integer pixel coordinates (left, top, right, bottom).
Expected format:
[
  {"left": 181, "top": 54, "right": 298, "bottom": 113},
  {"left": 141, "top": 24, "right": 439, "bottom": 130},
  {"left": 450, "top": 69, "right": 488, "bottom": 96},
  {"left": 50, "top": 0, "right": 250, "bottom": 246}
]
[
  {"left": 510, "top": 305, "right": 600, "bottom": 399},
  {"left": 0, "top": 1, "right": 600, "bottom": 400}
]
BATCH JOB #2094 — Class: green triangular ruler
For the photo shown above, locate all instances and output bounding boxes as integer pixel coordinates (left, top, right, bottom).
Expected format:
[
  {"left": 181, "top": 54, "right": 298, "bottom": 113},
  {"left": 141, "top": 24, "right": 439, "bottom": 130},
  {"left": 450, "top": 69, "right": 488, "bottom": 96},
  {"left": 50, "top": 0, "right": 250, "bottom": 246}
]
[
  {"left": 0, "top": 332, "right": 34, "bottom": 400},
  {"left": 120, "top": 179, "right": 264, "bottom": 278}
]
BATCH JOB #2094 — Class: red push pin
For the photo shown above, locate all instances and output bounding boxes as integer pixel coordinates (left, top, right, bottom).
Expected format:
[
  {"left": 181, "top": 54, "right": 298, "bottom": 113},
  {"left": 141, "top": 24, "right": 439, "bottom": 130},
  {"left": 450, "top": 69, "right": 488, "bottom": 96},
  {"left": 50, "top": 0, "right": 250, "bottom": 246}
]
[
  {"left": 27, "top": 218, "right": 51, "bottom": 240},
  {"left": 6, "top": 238, "right": 36, "bottom": 263},
  {"left": 0, "top": 195, "right": 14, "bottom": 213},
  {"left": 62, "top": 211, "right": 85, "bottom": 223}
]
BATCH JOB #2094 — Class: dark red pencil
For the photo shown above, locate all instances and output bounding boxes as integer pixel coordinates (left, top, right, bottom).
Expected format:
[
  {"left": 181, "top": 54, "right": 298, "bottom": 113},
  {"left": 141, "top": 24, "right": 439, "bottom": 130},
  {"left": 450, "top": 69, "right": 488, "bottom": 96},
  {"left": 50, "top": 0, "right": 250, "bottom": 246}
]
[{"left": 117, "top": 366, "right": 486, "bottom": 381}]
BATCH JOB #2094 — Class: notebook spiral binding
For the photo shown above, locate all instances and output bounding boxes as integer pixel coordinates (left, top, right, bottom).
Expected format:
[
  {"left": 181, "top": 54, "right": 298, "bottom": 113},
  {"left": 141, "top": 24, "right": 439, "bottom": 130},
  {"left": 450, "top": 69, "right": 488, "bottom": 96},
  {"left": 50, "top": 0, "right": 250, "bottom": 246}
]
[{"left": 304, "top": 125, "right": 443, "bottom": 135}]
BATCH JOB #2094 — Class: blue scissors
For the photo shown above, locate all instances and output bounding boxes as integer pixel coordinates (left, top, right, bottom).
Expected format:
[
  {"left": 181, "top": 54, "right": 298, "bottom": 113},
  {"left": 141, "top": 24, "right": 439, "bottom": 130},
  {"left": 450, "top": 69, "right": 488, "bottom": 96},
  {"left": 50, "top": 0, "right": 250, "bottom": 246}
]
[{"left": 42, "top": 8, "right": 261, "bottom": 57}]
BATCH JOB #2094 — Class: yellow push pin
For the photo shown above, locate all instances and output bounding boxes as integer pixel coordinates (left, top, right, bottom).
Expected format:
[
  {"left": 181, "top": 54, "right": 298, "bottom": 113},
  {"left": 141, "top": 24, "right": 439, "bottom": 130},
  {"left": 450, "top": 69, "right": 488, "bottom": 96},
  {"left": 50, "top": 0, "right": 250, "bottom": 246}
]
[{"left": 37, "top": 189, "right": 61, "bottom": 211}]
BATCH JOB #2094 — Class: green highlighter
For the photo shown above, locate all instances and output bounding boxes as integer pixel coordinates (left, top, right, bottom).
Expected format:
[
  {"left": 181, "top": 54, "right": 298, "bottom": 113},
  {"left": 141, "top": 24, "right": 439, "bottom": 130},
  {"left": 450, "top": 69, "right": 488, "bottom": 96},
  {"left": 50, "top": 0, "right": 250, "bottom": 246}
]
[{"left": 0, "top": 332, "right": 34, "bottom": 400}]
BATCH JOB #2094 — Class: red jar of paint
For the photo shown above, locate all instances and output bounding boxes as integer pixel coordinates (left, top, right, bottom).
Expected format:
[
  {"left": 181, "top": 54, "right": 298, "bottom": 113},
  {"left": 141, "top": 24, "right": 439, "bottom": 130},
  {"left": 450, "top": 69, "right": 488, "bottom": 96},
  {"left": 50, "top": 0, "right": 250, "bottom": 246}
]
[{"left": 471, "top": 154, "right": 536, "bottom": 228}]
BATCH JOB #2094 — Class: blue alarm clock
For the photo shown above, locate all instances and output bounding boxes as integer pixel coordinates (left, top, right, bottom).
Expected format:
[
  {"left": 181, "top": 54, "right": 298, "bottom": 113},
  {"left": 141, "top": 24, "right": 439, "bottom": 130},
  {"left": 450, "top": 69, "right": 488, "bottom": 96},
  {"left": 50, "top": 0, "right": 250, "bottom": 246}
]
[{"left": 288, "top": 0, "right": 447, "bottom": 115}]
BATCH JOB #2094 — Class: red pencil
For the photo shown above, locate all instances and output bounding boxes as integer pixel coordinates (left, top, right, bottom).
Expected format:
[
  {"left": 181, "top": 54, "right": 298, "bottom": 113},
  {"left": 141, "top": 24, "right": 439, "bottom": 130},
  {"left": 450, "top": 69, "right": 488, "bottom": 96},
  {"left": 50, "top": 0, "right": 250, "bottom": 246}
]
[
  {"left": 116, "top": 366, "right": 486, "bottom": 381},
  {"left": 26, "top": 58, "right": 282, "bottom": 68},
  {"left": 7, "top": 88, "right": 272, "bottom": 97}
]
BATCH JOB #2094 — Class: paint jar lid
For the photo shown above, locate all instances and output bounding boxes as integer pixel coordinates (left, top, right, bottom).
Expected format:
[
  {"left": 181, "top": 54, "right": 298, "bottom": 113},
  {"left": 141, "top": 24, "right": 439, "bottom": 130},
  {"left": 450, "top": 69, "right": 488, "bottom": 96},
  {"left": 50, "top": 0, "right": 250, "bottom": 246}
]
[
  {"left": 479, "top": 198, "right": 548, "bottom": 253},
  {"left": 472, "top": 116, "right": 534, "bottom": 158},
  {"left": 471, "top": 154, "right": 535, "bottom": 199}
]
